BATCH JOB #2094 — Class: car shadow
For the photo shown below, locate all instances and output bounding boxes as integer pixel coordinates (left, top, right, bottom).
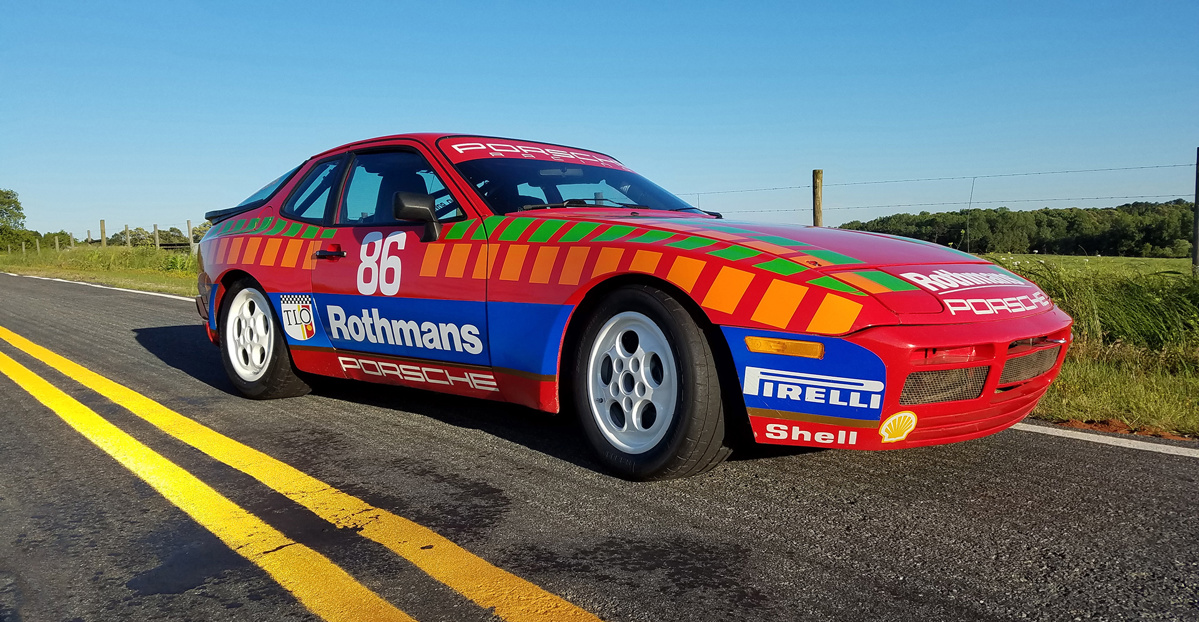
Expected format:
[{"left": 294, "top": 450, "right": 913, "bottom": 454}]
[{"left": 132, "top": 324, "right": 819, "bottom": 474}]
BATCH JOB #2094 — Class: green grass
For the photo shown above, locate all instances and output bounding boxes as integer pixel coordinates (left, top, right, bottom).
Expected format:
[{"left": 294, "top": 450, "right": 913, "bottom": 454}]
[
  {"left": 0, "top": 246, "right": 198, "bottom": 296},
  {"left": 989, "top": 254, "right": 1199, "bottom": 437}
]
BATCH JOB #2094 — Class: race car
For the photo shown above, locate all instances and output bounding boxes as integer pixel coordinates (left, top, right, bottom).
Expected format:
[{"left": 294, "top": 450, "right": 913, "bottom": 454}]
[{"left": 196, "top": 133, "right": 1073, "bottom": 480}]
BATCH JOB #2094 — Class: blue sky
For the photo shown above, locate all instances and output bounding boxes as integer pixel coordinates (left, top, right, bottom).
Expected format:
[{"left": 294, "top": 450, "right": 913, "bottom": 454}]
[{"left": 2, "top": 1, "right": 1196, "bottom": 237}]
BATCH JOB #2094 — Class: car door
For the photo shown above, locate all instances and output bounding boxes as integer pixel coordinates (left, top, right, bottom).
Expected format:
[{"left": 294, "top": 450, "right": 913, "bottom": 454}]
[{"left": 309, "top": 145, "right": 492, "bottom": 386}]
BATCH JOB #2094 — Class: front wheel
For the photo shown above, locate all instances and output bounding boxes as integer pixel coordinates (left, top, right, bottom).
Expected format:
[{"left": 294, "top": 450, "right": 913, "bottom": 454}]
[
  {"left": 218, "top": 280, "right": 310, "bottom": 399},
  {"left": 571, "top": 285, "right": 730, "bottom": 480}
]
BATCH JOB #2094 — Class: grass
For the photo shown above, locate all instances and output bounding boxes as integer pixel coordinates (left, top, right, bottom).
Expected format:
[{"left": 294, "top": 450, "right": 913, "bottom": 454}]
[
  {"left": 990, "top": 254, "right": 1199, "bottom": 437},
  {"left": 0, "top": 246, "right": 198, "bottom": 297}
]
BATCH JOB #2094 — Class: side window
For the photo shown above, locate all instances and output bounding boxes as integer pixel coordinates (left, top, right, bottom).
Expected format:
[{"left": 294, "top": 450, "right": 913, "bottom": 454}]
[
  {"left": 338, "top": 151, "right": 465, "bottom": 225},
  {"left": 282, "top": 158, "right": 344, "bottom": 222}
]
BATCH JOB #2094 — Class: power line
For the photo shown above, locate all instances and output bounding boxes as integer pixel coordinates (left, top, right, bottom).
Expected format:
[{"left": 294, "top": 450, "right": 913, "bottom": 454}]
[
  {"left": 722, "top": 193, "right": 1193, "bottom": 214},
  {"left": 680, "top": 163, "right": 1196, "bottom": 196}
]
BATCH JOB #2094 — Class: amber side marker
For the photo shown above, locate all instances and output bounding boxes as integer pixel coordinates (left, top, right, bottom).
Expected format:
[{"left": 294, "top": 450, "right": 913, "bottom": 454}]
[{"left": 745, "top": 336, "right": 825, "bottom": 358}]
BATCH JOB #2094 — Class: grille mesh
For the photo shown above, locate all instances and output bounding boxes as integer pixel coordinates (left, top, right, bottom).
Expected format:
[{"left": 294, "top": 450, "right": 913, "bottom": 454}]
[
  {"left": 999, "top": 346, "right": 1061, "bottom": 384},
  {"left": 900, "top": 367, "right": 989, "bottom": 405}
]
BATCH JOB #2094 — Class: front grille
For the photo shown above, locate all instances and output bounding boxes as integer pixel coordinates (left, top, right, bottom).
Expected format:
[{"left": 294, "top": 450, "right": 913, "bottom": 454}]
[
  {"left": 998, "top": 346, "right": 1061, "bottom": 384},
  {"left": 900, "top": 366, "right": 989, "bottom": 405}
]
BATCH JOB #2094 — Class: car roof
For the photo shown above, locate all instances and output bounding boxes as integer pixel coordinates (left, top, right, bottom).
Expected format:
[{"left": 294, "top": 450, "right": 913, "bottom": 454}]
[{"left": 307, "top": 133, "right": 619, "bottom": 162}]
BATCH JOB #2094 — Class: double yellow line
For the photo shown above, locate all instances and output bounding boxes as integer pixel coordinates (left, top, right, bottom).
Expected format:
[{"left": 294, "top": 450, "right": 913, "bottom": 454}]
[{"left": 0, "top": 326, "right": 601, "bottom": 622}]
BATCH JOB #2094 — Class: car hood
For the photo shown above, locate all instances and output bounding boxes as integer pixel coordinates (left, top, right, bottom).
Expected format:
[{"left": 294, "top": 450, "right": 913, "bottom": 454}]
[{"left": 535, "top": 210, "right": 1058, "bottom": 330}]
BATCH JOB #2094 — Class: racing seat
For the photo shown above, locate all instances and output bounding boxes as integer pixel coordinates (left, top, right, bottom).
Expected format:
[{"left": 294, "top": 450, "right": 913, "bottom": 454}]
[{"left": 373, "top": 172, "right": 429, "bottom": 223}]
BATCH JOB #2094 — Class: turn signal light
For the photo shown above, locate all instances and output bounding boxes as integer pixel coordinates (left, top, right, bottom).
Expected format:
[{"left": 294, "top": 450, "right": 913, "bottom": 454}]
[{"left": 745, "top": 337, "right": 824, "bottom": 359}]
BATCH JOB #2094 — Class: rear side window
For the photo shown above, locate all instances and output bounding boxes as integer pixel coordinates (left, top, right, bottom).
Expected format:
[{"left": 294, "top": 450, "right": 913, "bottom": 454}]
[
  {"left": 338, "top": 151, "right": 464, "bottom": 225},
  {"left": 282, "top": 158, "right": 344, "bottom": 222}
]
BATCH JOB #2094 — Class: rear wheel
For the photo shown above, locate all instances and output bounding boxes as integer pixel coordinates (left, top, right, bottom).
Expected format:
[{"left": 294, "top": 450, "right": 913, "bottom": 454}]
[
  {"left": 571, "top": 285, "right": 730, "bottom": 480},
  {"left": 218, "top": 280, "right": 310, "bottom": 399}
]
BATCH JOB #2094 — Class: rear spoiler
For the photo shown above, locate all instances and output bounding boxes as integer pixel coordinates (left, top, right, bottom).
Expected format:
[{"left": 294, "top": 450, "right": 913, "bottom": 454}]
[{"left": 205, "top": 200, "right": 266, "bottom": 224}]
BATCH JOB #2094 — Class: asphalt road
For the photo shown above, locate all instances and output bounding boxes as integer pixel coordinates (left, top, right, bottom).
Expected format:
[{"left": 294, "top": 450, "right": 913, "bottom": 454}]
[{"left": 0, "top": 273, "right": 1195, "bottom": 622}]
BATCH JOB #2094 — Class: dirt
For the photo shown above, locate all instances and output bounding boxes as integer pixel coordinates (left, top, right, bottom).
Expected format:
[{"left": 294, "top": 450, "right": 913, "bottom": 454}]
[{"left": 1059, "top": 419, "right": 1194, "bottom": 442}]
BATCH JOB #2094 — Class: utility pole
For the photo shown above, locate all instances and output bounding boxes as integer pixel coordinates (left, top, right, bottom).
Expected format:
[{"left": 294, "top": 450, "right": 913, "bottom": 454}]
[
  {"left": 100, "top": 220, "right": 107, "bottom": 248},
  {"left": 812, "top": 169, "right": 823, "bottom": 227},
  {"left": 1193, "top": 147, "right": 1198, "bottom": 275}
]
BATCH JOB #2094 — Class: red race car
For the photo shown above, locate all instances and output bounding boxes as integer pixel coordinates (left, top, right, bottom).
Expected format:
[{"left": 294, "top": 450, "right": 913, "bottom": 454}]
[{"left": 197, "top": 133, "right": 1072, "bottom": 479}]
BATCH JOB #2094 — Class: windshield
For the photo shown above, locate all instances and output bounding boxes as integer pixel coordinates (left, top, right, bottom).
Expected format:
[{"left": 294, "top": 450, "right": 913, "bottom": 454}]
[
  {"left": 453, "top": 158, "right": 699, "bottom": 215},
  {"left": 236, "top": 165, "right": 301, "bottom": 208}
]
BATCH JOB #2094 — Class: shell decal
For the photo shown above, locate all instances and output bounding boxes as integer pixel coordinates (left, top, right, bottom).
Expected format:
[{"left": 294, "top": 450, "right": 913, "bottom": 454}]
[{"left": 879, "top": 411, "right": 918, "bottom": 443}]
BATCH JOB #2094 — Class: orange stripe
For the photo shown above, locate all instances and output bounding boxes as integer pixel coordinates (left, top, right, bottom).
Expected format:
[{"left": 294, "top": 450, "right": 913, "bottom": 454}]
[
  {"left": 301, "top": 241, "right": 321, "bottom": 270},
  {"left": 629, "top": 250, "right": 661, "bottom": 273},
  {"left": 559, "top": 247, "right": 590, "bottom": 285},
  {"left": 741, "top": 239, "right": 796, "bottom": 256},
  {"left": 214, "top": 238, "right": 229, "bottom": 265},
  {"left": 483, "top": 244, "right": 501, "bottom": 278},
  {"left": 666, "top": 256, "right": 705, "bottom": 293},
  {"left": 529, "top": 246, "right": 559, "bottom": 284},
  {"left": 701, "top": 266, "right": 755, "bottom": 314},
  {"left": 421, "top": 244, "right": 446, "bottom": 277},
  {"left": 834, "top": 272, "right": 890, "bottom": 294},
  {"left": 280, "top": 239, "right": 304, "bottom": 269},
  {"left": 500, "top": 245, "right": 529, "bottom": 281},
  {"left": 226, "top": 237, "right": 244, "bottom": 264},
  {"left": 241, "top": 237, "right": 262, "bottom": 265},
  {"left": 590, "top": 248, "right": 624, "bottom": 278},
  {"left": 445, "top": 244, "right": 472, "bottom": 278},
  {"left": 806, "top": 294, "right": 863, "bottom": 334},
  {"left": 258, "top": 238, "right": 282, "bottom": 267},
  {"left": 751, "top": 280, "right": 809, "bottom": 328}
]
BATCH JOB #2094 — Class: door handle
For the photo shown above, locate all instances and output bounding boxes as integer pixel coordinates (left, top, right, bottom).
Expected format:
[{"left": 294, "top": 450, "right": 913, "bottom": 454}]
[{"left": 314, "top": 249, "right": 346, "bottom": 259}]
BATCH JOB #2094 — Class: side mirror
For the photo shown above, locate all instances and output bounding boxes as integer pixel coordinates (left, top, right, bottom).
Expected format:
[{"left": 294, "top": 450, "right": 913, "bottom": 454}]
[{"left": 393, "top": 192, "right": 441, "bottom": 242}]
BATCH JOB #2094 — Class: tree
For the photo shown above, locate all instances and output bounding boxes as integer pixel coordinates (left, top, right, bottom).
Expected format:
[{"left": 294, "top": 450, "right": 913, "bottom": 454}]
[{"left": 0, "top": 189, "right": 24, "bottom": 230}]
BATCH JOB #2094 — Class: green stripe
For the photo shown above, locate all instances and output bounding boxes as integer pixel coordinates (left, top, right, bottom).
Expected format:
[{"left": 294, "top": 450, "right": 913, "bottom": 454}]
[
  {"left": 265, "top": 220, "right": 289, "bottom": 236},
  {"left": 251, "top": 217, "right": 273, "bottom": 233},
  {"left": 591, "top": 225, "right": 636, "bottom": 242},
  {"left": 498, "top": 218, "right": 535, "bottom": 241},
  {"left": 528, "top": 220, "right": 568, "bottom": 243},
  {"left": 855, "top": 270, "right": 919, "bottom": 292},
  {"left": 443, "top": 219, "right": 475, "bottom": 240},
  {"left": 666, "top": 236, "right": 716, "bottom": 250},
  {"left": 231, "top": 219, "right": 247, "bottom": 233},
  {"left": 477, "top": 216, "right": 505, "bottom": 240},
  {"left": 804, "top": 249, "right": 863, "bottom": 265},
  {"left": 626, "top": 230, "right": 674, "bottom": 244},
  {"left": 808, "top": 275, "right": 865, "bottom": 296},
  {"left": 753, "top": 234, "right": 810, "bottom": 248},
  {"left": 558, "top": 222, "right": 600, "bottom": 243},
  {"left": 320, "top": 228, "right": 338, "bottom": 239},
  {"left": 300, "top": 225, "right": 319, "bottom": 239},
  {"left": 707, "top": 245, "right": 760, "bottom": 262},
  {"left": 754, "top": 258, "right": 807, "bottom": 276},
  {"left": 244, "top": 218, "right": 259, "bottom": 233},
  {"left": 281, "top": 222, "right": 303, "bottom": 237}
]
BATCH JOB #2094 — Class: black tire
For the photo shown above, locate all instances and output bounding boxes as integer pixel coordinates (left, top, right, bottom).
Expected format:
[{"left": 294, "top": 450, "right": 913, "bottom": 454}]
[
  {"left": 569, "top": 285, "right": 731, "bottom": 480},
  {"left": 217, "top": 279, "right": 310, "bottom": 400}
]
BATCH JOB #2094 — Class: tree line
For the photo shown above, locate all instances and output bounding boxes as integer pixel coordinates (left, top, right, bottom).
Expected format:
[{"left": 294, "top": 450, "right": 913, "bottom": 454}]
[{"left": 839, "top": 199, "right": 1195, "bottom": 257}]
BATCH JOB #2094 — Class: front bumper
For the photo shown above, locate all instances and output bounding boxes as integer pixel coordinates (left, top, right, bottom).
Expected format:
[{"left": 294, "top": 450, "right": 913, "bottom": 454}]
[{"left": 728, "top": 306, "right": 1073, "bottom": 451}]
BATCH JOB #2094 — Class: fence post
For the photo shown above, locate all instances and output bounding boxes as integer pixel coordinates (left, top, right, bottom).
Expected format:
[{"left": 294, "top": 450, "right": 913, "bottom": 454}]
[
  {"left": 1192, "top": 146, "right": 1198, "bottom": 276},
  {"left": 70, "top": 235, "right": 75, "bottom": 248},
  {"left": 100, "top": 220, "right": 107, "bottom": 248},
  {"left": 812, "top": 169, "right": 823, "bottom": 227},
  {"left": 124, "top": 225, "right": 130, "bottom": 247},
  {"left": 187, "top": 220, "right": 195, "bottom": 255},
  {"left": 55, "top": 236, "right": 60, "bottom": 252},
  {"left": 154, "top": 224, "right": 160, "bottom": 249},
  {"left": 35, "top": 239, "right": 40, "bottom": 255},
  {"left": 22, "top": 242, "right": 26, "bottom": 256}
]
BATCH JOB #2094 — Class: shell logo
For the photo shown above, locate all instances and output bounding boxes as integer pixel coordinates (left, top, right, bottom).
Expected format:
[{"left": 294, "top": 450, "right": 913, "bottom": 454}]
[{"left": 879, "top": 411, "right": 918, "bottom": 443}]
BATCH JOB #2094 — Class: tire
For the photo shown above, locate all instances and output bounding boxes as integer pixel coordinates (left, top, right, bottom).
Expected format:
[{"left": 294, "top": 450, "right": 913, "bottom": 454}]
[
  {"left": 218, "top": 280, "right": 310, "bottom": 399},
  {"left": 570, "top": 285, "right": 731, "bottom": 480}
]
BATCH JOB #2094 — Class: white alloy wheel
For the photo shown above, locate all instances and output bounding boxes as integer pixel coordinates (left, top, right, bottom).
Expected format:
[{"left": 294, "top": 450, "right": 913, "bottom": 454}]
[
  {"left": 586, "top": 311, "right": 678, "bottom": 454},
  {"left": 224, "top": 288, "right": 274, "bottom": 382}
]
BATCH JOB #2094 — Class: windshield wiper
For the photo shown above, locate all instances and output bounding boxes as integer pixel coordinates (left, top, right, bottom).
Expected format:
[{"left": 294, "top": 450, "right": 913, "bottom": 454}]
[{"left": 519, "top": 198, "right": 650, "bottom": 211}]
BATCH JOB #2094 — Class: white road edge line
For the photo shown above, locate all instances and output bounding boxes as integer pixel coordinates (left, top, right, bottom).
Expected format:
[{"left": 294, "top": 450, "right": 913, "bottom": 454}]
[
  {"left": 1012, "top": 422, "right": 1199, "bottom": 458},
  {"left": 2, "top": 272, "right": 193, "bottom": 302}
]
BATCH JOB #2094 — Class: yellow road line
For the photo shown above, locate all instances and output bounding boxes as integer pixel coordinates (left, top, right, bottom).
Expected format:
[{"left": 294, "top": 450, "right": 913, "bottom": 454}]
[
  {"left": 0, "top": 326, "right": 601, "bottom": 622},
  {"left": 0, "top": 350, "right": 415, "bottom": 622}
]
